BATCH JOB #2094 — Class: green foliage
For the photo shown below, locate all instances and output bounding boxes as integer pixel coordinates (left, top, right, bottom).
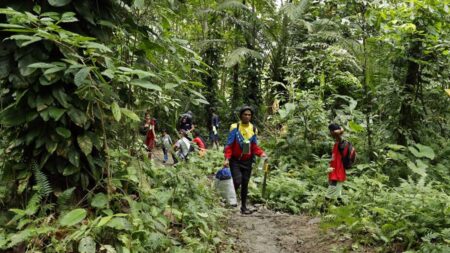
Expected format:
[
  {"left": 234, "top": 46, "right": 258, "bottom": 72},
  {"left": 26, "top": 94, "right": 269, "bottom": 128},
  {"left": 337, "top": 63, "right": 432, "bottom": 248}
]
[
  {"left": 322, "top": 175, "right": 450, "bottom": 251},
  {"left": 0, "top": 148, "right": 229, "bottom": 252}
]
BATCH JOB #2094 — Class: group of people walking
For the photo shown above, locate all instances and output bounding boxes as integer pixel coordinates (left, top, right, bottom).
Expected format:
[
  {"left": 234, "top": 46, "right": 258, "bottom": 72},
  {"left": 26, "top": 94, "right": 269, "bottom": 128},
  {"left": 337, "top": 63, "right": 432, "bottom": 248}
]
[
  {"left": 141, "top": 110, "right": 213, "bottom": 163},
  {"left": 141, "top": 105, "right": 354, "bottom": 215}
]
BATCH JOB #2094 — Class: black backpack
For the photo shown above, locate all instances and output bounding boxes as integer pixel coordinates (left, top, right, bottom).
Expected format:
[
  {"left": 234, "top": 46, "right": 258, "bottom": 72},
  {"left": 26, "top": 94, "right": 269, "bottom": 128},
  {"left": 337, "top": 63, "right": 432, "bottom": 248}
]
[{"left": 338, "top": 141, "right": 356, "bottom": 169}]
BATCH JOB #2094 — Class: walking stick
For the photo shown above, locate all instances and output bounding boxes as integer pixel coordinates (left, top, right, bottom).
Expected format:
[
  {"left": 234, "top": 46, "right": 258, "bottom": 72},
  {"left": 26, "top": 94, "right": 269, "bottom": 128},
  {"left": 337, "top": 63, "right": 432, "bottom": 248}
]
[{"left": 261, "top": 159, "right": 270, "bottom": 199}]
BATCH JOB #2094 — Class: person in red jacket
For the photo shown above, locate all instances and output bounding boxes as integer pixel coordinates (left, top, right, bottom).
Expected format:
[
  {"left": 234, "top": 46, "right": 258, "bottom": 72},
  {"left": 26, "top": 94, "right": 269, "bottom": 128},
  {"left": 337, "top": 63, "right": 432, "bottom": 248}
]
[
  {"left": 224, "top": 106, "right": 267, "bottom": 214},
  {"left": 326, "top": 123, "right": 346, "bottom": 203}
]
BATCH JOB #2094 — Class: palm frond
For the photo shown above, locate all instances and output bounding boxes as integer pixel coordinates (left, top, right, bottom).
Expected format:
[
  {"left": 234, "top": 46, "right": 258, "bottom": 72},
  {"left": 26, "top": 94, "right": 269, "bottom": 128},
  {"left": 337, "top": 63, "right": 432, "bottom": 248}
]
[
  {"left": 311, "top": 18, "right": 339, "bottom": 32},
  {"left": 224, "top": 47, "right": 263, "bottom": 68},
  {"left": 217, "top": 0, "right": 249, "bottom": 11},
  {"left": 281, "top": 0, "right": 310, "bottom": 20}
]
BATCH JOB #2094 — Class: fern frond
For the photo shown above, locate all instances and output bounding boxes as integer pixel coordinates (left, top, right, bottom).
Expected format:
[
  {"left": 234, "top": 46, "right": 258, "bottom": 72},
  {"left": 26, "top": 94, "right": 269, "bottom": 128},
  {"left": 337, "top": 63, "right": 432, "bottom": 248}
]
[
  {"left": 224, "top": 47, "right": 263, "bottom": 68},
  {"left": 57, "top": 187, "right": 76, "bottom": 210},
  {"left": 32, "top": 162, "right": 52, "bottom": 197},
  {"left": 25, "top": 193, "right": 40, "bottom": 216}
]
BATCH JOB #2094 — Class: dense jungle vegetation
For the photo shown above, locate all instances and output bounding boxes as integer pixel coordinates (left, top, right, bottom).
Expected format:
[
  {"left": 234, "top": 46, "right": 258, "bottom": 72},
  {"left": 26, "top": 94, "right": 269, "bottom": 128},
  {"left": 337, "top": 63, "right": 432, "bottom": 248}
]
[{"left": 0, "top": 0, "right": 449, "bottom": 252}]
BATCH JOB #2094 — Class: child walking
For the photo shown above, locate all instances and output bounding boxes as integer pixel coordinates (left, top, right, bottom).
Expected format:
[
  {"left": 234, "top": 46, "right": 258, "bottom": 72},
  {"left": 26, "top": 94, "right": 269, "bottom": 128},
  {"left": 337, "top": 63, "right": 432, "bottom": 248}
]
[{"left": 161, "top": 130, "right": 178, "bottom": 165}]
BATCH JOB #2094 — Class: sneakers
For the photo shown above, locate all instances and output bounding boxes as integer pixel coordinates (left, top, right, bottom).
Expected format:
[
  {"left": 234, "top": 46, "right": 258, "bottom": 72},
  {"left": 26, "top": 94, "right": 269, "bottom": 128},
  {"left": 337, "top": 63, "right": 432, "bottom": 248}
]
[{"left": 240, "top": 207, "right": 254, "bottom": 215}]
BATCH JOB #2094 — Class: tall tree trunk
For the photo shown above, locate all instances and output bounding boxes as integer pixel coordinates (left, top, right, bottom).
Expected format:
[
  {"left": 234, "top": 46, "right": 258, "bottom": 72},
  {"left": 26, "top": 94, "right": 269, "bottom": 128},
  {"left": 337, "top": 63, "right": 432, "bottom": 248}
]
[
  {"left": 359, "top": 3, "right": 374, "bottom": 161},
  {"left": 397, "top": 39, "right": 421, "bottom": 145},
  {"left": 231, "top": 63, "right": 241, "bottom": 116}
]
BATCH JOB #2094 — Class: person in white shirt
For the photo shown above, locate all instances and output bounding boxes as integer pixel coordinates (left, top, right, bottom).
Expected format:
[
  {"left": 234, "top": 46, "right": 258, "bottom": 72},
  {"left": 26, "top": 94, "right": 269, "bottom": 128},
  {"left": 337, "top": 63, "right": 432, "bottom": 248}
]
[{"left": 173, "top": 130, "right": 192, "bottom": 161}]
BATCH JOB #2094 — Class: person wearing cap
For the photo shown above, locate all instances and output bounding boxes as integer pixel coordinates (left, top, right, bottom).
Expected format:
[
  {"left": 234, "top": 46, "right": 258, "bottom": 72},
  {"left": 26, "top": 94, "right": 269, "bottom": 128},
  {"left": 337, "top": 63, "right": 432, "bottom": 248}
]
[
  {"left": 224, "top": 106, "right": 267, "bottom": 214},
  {"left": 179, "top": 111, "right": 194, "bottom": 132},
  {"left": 326, "top": 123, "right": 347, "bottom": 204}
]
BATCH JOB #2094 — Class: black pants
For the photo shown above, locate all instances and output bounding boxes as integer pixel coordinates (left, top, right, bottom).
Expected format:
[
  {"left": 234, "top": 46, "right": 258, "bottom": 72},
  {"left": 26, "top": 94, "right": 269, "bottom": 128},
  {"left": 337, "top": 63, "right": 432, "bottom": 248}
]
[{"left": 230, "top": 159, "right": 253, "bottom": 209}]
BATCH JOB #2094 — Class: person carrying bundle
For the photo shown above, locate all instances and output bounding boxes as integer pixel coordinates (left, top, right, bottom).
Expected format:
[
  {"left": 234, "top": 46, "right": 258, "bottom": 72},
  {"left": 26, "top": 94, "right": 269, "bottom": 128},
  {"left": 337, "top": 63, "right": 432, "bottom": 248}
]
[{"left": 223, "top": 106, "right": 267, "bottom": 214}]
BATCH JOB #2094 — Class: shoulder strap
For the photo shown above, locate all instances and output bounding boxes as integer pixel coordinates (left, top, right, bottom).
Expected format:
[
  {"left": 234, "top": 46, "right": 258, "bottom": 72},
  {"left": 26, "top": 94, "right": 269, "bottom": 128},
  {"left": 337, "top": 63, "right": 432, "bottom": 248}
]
[{"left": 338, "top": 140, "right": 347, "bottom": 156}]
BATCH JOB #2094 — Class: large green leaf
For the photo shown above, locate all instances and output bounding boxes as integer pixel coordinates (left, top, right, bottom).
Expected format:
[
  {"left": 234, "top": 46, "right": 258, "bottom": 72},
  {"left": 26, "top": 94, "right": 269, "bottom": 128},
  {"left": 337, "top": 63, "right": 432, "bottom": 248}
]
[
  {"left": 52, "top": 87, "right": 71, "bottom": 108},
  {"left": 121, "top": 108, "right": 140, "bottom": 121},
  {"left": 59, "top": 208, "right": 86, "bottom": 226},
  {"left": 408, "top": 144, "right": 435, "bottom": 160},
  {"left": 27, "top": 62, "right": 56, "bottom": 69},
  {"left": 48, "top": 0, "right": 72, "bottom": 7},
  {"left": 349, "top": 121, "right": 364, "bottom": 132},
  {"left": 111, "top": 102, "right": 121, "bottom": 122},
  {"left": 78, "top": 236, "right": 96, "bottom": 253},
  {"left": 63, "top": 166, "right": 79, "bottom": 176},
  {"left": 106, "top": 217, "right": 132, "bottom": 231},
  {"left": 74, "top": 67, "right": 91, "bottom": 86},
  {"left": 68, "top": 149, "right": 80, "bottom": 167},
  {"left": 77, "top": 134, "right": 93, "bottom": 156},
  {"left": 56, "top": 127, "right": 71, "bottom": 138},
  {"left": 91, "top": 193, "right": 108, "bottom": 209},
  {"left": 96, "top": 216, "right": 113, "bottom": 227},
  {"left": 131, "top": 80, "right": 162, "bottom": 91},
  {"left": 46, "top": 141, "right": 58, "bottom": 154},
  {"left": 48, "top": 107, "right": 66, "bottom": 121},
  {"left": 68, "top": 107, "right": 88, "bottom": 127},
  {"left": 0, "top": 106, "right": 26, "bottom": 126}
]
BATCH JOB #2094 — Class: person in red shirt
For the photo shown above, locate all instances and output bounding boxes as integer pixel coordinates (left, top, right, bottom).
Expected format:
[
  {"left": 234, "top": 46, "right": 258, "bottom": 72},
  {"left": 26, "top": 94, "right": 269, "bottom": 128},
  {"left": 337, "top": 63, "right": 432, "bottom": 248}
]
[
  {"left": 326, "top": 123, "right": 346, "bottom": 203},
  {"left": 223, "top": 106, "right": 267, "bottom": 214},
  {"left": 192, "top": 130, "right": 206, "bottom": 156}
]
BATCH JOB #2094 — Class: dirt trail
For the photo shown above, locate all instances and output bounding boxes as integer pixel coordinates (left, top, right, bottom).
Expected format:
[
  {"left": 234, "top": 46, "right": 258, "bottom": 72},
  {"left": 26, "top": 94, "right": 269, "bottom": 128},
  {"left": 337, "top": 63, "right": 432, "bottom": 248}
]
[{"left": 227, "top": 206, "right": 371, "bottom": 253}]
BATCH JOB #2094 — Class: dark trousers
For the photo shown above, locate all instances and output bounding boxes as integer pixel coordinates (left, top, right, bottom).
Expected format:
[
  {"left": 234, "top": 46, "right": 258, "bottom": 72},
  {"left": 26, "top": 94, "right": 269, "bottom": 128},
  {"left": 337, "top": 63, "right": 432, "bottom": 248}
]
[{"left": 230, "top": 159, "right": 253, "bottom": 209}]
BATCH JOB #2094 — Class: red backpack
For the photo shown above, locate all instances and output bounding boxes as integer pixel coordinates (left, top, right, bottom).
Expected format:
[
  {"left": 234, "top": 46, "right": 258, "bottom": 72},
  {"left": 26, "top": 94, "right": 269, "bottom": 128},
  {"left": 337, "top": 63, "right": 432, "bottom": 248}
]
[{"left": 338, "top": 141, "right": 357, "bottom": 169}]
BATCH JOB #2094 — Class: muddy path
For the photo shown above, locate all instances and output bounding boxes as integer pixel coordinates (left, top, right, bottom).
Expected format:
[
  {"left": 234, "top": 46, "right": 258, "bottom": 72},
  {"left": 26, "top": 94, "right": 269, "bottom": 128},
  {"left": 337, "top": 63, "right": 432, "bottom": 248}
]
[{"left": 227, "top": 206, "right": 373, "bottom": 253}]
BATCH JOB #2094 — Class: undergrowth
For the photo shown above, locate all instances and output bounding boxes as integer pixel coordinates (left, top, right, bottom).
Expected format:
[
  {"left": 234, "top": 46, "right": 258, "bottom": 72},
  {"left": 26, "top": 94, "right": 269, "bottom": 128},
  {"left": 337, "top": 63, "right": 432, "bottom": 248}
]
[{"left": 0, "top": 149, "right": 231, "bottom": 252}]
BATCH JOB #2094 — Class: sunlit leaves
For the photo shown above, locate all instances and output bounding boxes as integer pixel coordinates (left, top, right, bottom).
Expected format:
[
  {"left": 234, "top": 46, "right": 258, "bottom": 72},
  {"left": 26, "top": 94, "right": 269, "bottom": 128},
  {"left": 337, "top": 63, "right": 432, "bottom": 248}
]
[
  {"left": 74, "top": 67, "right": 91, "bottom": 86},
  {"left": 130, "top": 80, "right": 162, "bottom": 92},
  {"left": 59, "top": 209, "right": 87, "bottom": 226},
  {"left": 224, "top": 47, "right": 263, "bottom": 68},
  {"left": 91, "top": 193, "right": 108, "bottom": 209},
  {"left": 121, "top": 108, "right": 140, "bottom": 121},
  {"left": 408, "top": 144, "right": 435, "bottom": 160},
  {"left": 111, "top": 102, "right": 121, "bottom": 122},
  {"left": 78, "top": 236, "right": 96, "bottom": 253},
  {"left": 77, "top": 135, "right": 93, "bottom": 156}
]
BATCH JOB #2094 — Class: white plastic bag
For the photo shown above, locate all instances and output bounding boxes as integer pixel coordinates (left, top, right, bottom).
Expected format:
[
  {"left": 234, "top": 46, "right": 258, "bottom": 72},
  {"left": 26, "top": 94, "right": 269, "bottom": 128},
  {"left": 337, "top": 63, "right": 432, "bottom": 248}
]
[{"left": 214, "top": 178, "right": 237, "bottom": 205}]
